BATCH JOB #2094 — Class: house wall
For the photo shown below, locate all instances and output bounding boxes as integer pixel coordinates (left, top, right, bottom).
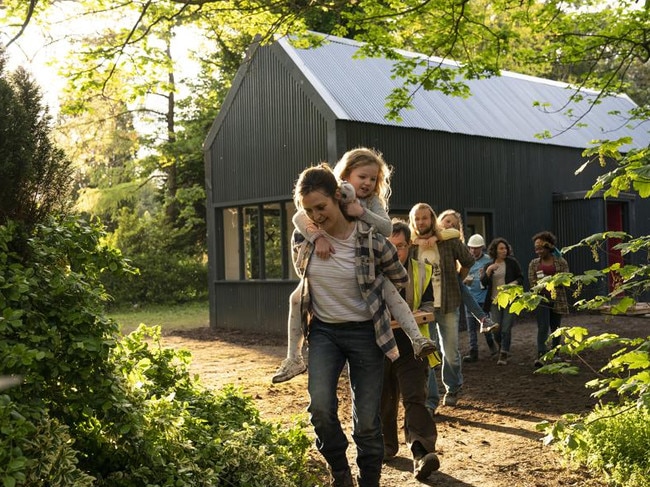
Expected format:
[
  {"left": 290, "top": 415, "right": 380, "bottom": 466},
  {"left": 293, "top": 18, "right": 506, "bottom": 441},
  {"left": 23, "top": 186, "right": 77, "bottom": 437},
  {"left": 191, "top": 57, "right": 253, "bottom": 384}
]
[{"left": 205, "top": 45, "right": 333, "bottom": 205}]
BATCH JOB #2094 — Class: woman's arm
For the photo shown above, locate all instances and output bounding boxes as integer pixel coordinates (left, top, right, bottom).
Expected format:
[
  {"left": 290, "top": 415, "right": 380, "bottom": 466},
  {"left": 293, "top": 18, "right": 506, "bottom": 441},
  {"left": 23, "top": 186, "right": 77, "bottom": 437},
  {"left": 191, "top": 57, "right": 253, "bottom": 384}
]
[
  {"left": 480, "top": 262, "right": 492, "bottom": 286},
  {"left": 508, "top": 257, "right": 524, "bottom": 285},
  {"left": 528, "top": 258, "right": 539, "bottom": 286}
]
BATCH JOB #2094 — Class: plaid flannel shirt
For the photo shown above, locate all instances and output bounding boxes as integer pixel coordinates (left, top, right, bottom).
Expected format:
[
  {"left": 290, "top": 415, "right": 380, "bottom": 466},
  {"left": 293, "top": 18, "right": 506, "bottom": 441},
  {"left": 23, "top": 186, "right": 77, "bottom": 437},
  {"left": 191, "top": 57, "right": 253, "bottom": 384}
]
[
  {"left": 292, "top": 220, "right": 408, "bottom": 361},
  {"left": 412, "top": 238, "right": 474, "bottom": 314},
  {"left": 528, "top": 255, "right": 570, "bottom": 315}
]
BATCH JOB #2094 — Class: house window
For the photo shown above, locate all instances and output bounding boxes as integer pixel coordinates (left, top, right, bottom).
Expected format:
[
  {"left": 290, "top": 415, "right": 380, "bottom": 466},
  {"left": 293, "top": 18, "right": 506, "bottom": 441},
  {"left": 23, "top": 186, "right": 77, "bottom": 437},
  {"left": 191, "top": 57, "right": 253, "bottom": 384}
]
[
  {"left": 465, "top": 211, "right": 493, "bottom": 243},
  {"left": 222, "top": 201, "right": 297, "bottom": 280}
]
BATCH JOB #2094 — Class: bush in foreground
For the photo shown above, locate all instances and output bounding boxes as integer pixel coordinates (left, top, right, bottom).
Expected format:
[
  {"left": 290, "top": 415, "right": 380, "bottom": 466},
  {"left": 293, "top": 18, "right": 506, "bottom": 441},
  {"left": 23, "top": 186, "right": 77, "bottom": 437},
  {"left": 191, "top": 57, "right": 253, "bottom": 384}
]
[
  {"left": 536, "top": 327, "right": 650, "bottom": 487},
  {"left": 0, "top": 217, "right": 314, "bottom": 486}
]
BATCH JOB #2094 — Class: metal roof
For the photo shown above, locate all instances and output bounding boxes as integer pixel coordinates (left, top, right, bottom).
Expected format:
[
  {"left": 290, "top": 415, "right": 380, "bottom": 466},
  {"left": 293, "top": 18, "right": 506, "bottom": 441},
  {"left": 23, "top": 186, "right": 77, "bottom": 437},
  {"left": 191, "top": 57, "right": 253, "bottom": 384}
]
[{"left": 278, "top": 34, "right": 650, "bottom": 150}]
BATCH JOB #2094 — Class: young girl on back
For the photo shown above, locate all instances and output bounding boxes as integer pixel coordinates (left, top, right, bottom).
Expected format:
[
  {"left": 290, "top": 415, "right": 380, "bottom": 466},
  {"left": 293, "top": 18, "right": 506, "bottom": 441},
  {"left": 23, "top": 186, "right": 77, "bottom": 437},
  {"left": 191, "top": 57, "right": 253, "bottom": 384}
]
[
  {"left": 272, "top": 147, "right": 438, "bottom": 383},
  {"left": 437, "top": 209, "right": 499, "bottom": 334}
]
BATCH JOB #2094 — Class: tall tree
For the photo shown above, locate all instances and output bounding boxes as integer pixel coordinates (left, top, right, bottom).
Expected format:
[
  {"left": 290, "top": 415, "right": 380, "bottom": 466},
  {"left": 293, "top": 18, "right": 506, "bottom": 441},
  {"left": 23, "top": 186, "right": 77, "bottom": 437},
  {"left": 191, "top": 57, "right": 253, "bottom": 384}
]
[{"left": 0, "top": 46, "right": 72, "bottom": 227}]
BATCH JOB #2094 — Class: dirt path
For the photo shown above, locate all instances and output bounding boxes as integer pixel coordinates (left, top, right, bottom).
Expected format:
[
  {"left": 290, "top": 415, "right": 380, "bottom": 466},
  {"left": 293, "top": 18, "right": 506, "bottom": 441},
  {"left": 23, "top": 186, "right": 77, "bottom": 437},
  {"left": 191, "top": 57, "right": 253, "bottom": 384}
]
[{"left": 162, "top": 313, "right": 650, "bottom": 486}]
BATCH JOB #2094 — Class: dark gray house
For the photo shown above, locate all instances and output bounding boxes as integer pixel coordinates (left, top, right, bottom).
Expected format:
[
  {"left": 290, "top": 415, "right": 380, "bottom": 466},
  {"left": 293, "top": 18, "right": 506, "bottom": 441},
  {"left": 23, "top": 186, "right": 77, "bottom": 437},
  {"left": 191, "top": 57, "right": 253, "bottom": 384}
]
[{"left": 203, "top": 33, "right": 650, "bottom": 334}]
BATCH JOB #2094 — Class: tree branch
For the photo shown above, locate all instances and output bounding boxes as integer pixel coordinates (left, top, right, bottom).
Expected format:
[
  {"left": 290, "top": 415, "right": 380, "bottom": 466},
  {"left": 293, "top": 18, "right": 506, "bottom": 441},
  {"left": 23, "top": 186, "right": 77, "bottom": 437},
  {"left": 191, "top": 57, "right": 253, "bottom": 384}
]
[{"left": 5, "top": 0, "right": 38, "bottom": 48}]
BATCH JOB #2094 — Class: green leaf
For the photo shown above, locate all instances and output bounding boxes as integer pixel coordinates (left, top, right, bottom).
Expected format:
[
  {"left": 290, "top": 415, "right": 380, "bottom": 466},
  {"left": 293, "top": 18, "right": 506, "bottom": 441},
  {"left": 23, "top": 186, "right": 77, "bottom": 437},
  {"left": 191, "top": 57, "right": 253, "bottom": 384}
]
[{"left": 612, "top": 297, "right": 635, "bottom": 315}]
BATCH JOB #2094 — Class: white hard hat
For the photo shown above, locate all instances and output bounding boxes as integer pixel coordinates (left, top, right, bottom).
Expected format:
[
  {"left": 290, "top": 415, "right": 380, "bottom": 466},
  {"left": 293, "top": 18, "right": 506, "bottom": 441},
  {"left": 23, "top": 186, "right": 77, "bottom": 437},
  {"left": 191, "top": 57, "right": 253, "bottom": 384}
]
[{"left": 467, "top": 234, "right": 485, "bottom": 248}]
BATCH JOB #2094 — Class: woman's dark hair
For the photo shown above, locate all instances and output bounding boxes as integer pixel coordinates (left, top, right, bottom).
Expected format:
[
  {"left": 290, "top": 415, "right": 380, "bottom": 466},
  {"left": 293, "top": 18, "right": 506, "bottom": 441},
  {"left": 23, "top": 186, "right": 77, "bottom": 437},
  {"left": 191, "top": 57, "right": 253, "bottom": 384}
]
[
  {"left": 532, "top": 231, "right": 557, "bottom": 248},
  {"left": 293, "top": 162, "right": 339, "bottom": 209},
  {"left": 487, "top": 237, "right": 513, "bottom": 259}
]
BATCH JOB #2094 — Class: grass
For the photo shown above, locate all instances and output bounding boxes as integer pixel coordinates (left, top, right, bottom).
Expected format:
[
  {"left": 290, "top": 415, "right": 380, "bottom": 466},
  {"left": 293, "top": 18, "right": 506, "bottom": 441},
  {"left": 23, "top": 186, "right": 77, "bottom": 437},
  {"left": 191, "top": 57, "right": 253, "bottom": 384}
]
[{"left": 108, "top": 300, "right": 210, "bottom": 334}]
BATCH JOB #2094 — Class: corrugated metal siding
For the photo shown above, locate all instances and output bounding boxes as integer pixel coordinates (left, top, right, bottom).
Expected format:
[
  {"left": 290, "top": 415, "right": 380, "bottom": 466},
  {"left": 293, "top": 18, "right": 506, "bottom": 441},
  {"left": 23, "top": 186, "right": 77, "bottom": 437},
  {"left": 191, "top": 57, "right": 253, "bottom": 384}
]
[
  {"left": 212, "top": 281, "right": 298, "bottom": 335},
  {"left": 280, "top": 34, "right": 650, "bottom": 151},
  {"left": 207, "top": 46, "right": 330, "bottom": 205},
  {"left": 553, "top": 196, "right": 608, "bottom": 299}
]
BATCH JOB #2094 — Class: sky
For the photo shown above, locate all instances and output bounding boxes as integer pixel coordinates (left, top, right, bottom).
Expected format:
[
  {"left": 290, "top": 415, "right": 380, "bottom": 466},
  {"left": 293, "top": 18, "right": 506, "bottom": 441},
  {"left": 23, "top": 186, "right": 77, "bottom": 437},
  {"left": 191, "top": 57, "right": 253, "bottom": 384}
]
[{"left": 2, "top": 4, "right": 202, "bottom": 116}]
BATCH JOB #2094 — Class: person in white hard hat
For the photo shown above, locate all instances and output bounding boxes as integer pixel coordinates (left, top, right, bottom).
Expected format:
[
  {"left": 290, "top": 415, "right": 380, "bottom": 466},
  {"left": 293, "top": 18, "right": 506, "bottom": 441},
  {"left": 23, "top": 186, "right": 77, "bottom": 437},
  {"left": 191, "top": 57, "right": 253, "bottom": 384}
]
[{"left": 462, "top": 234, "right": 499, "bottom": 362}]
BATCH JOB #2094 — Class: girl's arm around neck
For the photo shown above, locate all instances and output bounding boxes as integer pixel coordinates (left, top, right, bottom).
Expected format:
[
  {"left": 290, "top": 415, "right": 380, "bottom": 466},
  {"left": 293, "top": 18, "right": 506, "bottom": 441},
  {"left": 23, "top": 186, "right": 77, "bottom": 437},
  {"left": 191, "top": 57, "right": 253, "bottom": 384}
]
[
  {"left": 293, "top": 210, "right": 322, "bottom": 243},
  {"left": 358, "top": 195, "right": 392, "bottom": 237}
]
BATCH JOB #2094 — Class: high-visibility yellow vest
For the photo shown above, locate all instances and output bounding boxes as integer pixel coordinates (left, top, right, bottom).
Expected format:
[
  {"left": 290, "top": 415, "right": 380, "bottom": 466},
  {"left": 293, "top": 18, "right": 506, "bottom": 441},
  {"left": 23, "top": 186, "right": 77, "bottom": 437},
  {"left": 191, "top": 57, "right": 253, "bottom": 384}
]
[{"left": 410, "top": 259, "right": 441, "bottom": 368}]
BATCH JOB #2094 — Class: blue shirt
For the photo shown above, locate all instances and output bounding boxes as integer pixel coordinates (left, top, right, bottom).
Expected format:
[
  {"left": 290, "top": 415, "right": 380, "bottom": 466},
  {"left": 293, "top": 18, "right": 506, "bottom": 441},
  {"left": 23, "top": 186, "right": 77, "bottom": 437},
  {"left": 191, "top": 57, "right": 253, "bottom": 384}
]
[{"left": 466, "top": 253, "right": 491, "bottom": 305}]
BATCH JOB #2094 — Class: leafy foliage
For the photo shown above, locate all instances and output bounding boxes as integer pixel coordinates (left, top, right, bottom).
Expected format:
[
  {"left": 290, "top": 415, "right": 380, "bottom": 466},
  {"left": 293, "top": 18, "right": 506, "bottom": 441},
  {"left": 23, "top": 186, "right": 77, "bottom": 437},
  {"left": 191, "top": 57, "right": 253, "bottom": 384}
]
[
  {"left": 101, "top": 207, "right": 208, "bottom": 306},
  {"left": 538, "top": 403, "right": 650, "bottom": 487},
  {"left": 0, "top": 217, "right": 314, "bottom": 486}
]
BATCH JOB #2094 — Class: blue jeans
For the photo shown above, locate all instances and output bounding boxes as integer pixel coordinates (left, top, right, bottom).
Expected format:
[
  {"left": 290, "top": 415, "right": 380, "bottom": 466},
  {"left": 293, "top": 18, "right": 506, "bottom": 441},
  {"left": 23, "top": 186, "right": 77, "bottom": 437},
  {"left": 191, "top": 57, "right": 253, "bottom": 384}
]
[
  {"left": 307, "top": 318, "right": 385, "bottom": 486},
  {"left": 489, "top": 304, "right": 516, "bottom": 354},
  {"left": 535, "top": 303, "right": 563, "bottom": 354},
  {"left": 426, "top": 309, "right": 463, "bottom": 409}
]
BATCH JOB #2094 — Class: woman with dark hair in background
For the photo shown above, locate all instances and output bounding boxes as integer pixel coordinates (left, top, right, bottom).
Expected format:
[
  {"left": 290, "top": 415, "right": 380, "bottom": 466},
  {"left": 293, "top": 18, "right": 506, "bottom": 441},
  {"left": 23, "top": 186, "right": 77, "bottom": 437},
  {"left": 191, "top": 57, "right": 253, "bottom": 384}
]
[
  {"left": 481, "top": 238, "right": 524, "bottom": 366},
  {"left": 528, "top": 231, "right": 570, "bottom": 368}
]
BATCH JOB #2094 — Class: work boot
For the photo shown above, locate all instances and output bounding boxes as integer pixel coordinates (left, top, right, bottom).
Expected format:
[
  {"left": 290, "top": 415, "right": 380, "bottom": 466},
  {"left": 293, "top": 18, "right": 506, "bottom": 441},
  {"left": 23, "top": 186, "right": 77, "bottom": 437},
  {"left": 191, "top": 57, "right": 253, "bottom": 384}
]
[
  {"left": 330, "top": 468, "right": 355, "bottom": 487},
  {"left": 413, "top": 452, "right": 440, "bottom": 481},
  {"left": 443, "top": 389, "right": 461, "bottom": 407},
  {"left": 462, "top": 349, "right": 478, "bottom": 363}
]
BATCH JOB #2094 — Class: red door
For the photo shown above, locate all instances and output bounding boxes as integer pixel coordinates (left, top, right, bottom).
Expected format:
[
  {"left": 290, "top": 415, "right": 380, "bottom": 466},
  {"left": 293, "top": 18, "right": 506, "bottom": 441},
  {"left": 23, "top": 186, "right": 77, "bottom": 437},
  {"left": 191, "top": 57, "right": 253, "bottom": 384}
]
[{"left": 606, "top": 202, "right": 625, "bottom": 294}]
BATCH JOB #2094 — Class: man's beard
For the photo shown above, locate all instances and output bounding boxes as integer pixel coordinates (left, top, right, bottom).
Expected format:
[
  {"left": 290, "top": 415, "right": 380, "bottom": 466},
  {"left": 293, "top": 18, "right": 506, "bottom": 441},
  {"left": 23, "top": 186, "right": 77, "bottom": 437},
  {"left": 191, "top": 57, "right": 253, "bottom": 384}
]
[{"left": 416, "top": 224, "right": 434, "bottom": 238}]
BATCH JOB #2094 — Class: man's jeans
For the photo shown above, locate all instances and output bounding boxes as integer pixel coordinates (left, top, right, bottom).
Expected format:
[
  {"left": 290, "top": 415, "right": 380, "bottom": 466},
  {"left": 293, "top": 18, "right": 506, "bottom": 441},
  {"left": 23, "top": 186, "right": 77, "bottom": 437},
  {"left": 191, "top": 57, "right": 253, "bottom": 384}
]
[
  {"left": 308, "top": 318, "right": 384, "bottom": 486},
  {"left": 426, "top": 309, "right": 463, "bottom": 409}
]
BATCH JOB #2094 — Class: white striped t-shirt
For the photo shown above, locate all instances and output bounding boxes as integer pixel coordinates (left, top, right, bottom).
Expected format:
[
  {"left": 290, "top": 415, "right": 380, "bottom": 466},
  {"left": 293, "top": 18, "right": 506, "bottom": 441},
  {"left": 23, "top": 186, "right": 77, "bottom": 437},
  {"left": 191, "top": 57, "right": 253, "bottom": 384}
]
[{"left": 307, "top": 228, "right": 372, "bottom": 323}]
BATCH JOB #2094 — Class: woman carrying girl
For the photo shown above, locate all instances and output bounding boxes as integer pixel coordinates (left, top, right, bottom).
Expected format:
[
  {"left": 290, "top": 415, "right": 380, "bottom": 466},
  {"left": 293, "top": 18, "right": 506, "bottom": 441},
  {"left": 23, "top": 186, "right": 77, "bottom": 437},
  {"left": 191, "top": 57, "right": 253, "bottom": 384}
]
[
  {"left": 290, "top": 162, "right": 407, "bottom": 487},
  {"left": 272, "top": 148, "right": 437, "bottom": 383}
]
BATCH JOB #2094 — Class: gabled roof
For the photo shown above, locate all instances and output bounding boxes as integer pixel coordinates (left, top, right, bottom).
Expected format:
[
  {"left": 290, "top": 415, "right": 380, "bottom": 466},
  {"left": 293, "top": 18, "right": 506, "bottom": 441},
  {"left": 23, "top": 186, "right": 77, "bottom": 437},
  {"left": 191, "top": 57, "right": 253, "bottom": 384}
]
[{"left": 278, "top": 34, "right": 649, "bottom": 150}]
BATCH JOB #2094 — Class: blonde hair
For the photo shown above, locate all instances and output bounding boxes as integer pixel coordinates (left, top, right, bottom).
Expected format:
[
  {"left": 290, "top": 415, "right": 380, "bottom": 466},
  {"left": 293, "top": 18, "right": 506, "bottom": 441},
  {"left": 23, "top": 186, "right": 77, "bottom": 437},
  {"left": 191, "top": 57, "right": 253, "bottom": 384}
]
[
  {"left": 438, "top": 209, "right": 465, "bottom": 242},
  {"left": 333, "top": 147, "right": 392, "bottom": 210},
  {"left": 408, "top": 203, "right": 442, "bottom": 241}
]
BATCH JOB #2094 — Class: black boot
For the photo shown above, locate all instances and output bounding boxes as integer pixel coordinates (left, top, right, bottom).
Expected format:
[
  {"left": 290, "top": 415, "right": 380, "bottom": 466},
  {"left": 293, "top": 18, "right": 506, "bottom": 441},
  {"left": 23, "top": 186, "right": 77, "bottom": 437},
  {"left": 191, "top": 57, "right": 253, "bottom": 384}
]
[
  {"left": 330, "top": 468, "right": 354, "bottom": 487},
  {"left": 462, "top": 349, "right": 478, "bottom": 362}
]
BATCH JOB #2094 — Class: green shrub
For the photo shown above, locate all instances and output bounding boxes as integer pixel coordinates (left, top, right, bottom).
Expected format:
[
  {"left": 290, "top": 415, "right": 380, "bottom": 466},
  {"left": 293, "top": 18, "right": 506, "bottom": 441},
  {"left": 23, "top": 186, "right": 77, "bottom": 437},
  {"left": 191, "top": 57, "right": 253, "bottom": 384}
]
[
  {"left": 0, "top": 217, "right": 314, "bottom": 486},
  {"left": 537, "top": 327, "right": 650, "bottom": 487},
  {"left": 0, "top": 397, "right": 95, "bottom": 487},
  {"left": 542, "top": 403, "right": 650, "bottom": 487},
  {"left": 101, "top": 207, "right": 207, "bottom": 307}
]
